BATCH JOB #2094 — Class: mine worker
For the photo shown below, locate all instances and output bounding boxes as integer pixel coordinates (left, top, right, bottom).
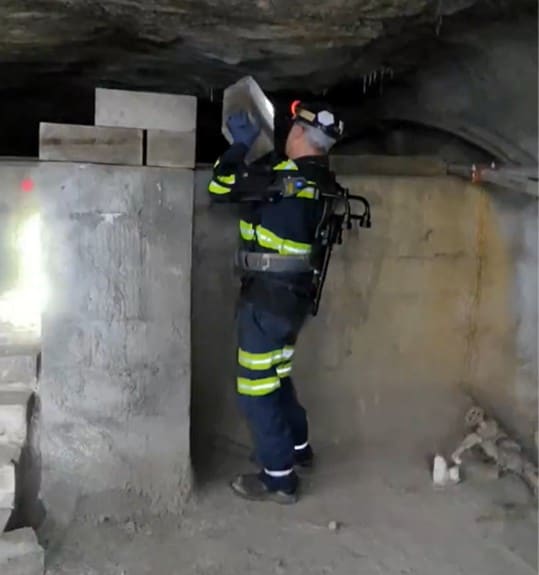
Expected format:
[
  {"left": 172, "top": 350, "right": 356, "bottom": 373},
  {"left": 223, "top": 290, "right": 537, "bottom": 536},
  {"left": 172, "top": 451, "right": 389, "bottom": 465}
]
[{"left": 208, "top": 101, "right": 344, "bottom": 504}]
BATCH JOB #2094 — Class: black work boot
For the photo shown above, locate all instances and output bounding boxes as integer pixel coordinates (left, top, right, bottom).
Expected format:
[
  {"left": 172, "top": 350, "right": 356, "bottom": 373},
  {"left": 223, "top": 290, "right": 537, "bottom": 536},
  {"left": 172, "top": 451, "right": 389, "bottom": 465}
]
[{"left": 230, "top": 473, "right": 298, "bottom": 505}]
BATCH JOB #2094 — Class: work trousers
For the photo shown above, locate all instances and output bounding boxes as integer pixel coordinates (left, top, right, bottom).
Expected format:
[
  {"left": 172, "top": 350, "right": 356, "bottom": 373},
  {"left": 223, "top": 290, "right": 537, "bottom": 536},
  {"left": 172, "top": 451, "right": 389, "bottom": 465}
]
[{"left": 236, "top": 300, "right": 309, "bottom": 492}]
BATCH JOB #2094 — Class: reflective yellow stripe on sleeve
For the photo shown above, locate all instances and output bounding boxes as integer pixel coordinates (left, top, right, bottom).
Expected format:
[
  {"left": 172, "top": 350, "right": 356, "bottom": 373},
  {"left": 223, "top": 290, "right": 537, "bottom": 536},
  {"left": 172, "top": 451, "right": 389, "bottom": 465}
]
[
  {"left": 276, "top": 363, "right": 292, "bottom": 378},
  {"left": 255, "top": 225, "right": 312, "bottom": 255},
  {"left": 273, "top": 160, "right": 299, "bottom": 171},
  {"left": 296, "top": 180, "right": 318, "bottom": 199},
  {"left": 239, "top": 220, "right": 255, "bottom": 241},
  {"left": 217, "top": 173, "right": 236, "bottom": 185},
  {"left": 208, "top": 180, "right": 231, "bottom": 195},
  {"left": 296, "top": 188, "right": 316, "bottom": 199}
]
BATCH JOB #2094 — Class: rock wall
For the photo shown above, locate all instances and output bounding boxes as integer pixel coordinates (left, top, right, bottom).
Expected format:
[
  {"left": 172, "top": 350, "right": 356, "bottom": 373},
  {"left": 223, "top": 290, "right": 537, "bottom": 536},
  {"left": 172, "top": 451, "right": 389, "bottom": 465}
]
[
  {"left": 371, "top": 15, "right": 538, "bottom": 446},
  {"left": 0, "top": 1, "right": 535, "bottom": 94},
  {"left": 377, "top": 16, "right": 538, "bottom": 163},
  {"left": 468, "top": 190, "right": 538, "bottom": 445}
]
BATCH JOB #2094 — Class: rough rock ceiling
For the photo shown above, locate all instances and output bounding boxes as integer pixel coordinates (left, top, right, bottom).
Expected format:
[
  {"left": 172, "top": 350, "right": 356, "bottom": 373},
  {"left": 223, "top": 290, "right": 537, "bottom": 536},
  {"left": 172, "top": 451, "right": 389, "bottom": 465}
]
[{"left": 0, "top": 0, "right": 534, "bottom": 96}]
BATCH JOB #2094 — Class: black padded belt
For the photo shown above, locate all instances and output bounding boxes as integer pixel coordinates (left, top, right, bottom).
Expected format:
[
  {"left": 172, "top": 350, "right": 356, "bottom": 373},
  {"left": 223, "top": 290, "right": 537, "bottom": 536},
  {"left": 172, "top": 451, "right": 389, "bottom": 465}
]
[{"left": 235, "top": 250, "right": 313, "bottom": 273}]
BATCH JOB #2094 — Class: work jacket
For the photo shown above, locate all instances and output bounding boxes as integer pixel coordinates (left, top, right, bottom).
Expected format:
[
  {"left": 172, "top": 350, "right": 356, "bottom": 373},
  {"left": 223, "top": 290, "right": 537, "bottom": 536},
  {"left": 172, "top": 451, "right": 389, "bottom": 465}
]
[{"left": 208, "top": 143, "right": 332, "bottom": 316}]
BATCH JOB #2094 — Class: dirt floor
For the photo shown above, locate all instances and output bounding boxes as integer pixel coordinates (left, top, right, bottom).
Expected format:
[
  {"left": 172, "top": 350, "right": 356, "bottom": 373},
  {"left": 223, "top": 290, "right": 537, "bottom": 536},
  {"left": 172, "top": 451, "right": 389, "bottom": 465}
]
[{"left": 42, "top": 436, "right": 538, "bottom": 575}]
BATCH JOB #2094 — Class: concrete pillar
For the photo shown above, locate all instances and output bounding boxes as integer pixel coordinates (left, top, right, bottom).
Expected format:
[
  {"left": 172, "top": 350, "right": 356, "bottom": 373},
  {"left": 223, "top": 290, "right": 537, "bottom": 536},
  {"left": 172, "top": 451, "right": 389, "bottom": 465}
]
[{"left": 34, "top": 162, "right": 194, "bottom": 526}]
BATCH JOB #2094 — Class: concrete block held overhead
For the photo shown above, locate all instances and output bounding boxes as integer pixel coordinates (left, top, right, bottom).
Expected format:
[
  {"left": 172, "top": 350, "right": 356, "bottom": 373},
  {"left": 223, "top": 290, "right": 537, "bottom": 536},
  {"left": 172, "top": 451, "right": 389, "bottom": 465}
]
[
  {"left": 146, "top": 130, "right": 196, "bottom": 168},
  {"left": 95, "top": 88, "right": 197, "bottom": 132},
  {"left": 222, "top": 76, "right": 274, "bottom": 164},
  {"left": 0, "top": 390, "right": 32, "bottom": 447},
  {"left": 0, "top": 527, "right": 44, "bottom": 575},
  {"left": 39, "top": 123, "right": 143, "bottom": 166}
]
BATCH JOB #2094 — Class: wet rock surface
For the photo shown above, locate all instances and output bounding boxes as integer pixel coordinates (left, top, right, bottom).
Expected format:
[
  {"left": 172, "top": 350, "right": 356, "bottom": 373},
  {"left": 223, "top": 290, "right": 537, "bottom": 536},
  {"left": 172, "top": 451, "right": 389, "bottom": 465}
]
[{"left": 0, "top": 1, "right": 534, "bottom": 94}]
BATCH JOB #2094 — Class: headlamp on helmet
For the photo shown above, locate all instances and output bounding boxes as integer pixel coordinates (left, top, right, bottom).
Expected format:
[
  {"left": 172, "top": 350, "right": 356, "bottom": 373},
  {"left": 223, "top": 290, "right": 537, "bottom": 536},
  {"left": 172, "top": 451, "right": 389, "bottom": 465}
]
[{"left": 290, "top": 100, "right": 344, "bottom": 141}]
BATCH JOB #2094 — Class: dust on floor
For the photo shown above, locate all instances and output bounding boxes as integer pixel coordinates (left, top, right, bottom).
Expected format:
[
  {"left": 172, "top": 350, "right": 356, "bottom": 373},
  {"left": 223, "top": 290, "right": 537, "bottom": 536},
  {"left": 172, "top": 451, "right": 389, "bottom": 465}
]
[{"left": 42, "top": 441, "right": 537, "bottom": 575}]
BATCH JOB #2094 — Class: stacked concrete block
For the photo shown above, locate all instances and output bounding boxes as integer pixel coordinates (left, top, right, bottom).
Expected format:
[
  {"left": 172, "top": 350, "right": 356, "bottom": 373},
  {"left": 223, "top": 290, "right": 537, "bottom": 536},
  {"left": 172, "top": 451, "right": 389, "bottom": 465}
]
[
  {"left": 0, "top": 457, "right": 15, "bottom": 530},
  {"left": 0, "top": 375, "right": 35, "bottom": 531},
  {"left": 0, "top": 527, "right": 44, "bottom": 575},
  {"left": 0, "top": 389, "right": 33, "bottom": 448},
  {"left": 39, "top": 123, "right": 143, "bottom": 166},
  {"left": 0, "top": 355, "right": 37, "bottom": 386},
  {"left": 95, "top": 88, "right": 197, "bottom": 131},
  {"left": 95, "top": 88, "right": 197, "bottom": 168},
  {"left": 0, "top": 341, "right": 38, "bottom": 532},
  {"left": 37, "top": 88, "right": 197, "bottom": 167},
  {"left": 147, "top": 129, "right": 196, "bottom": 168}
]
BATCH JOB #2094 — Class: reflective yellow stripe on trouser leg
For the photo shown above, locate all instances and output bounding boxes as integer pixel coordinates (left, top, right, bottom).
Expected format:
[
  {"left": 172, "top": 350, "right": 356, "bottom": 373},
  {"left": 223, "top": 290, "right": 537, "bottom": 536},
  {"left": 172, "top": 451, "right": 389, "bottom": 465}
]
[
  {"left": 237, "top": 346, "right": 294, "bottom": 396},
  {"left": 237, "top": 376, "right": 281, "bottom": 396},
  {"left": 238, "top": 347, "right": 291, "bottom": 370},
  {"left": 237, "top": 348, "right": 282, "bottom": 396},
  {"left": 276, "top": 362, "right": 292, "bottom": 378}
]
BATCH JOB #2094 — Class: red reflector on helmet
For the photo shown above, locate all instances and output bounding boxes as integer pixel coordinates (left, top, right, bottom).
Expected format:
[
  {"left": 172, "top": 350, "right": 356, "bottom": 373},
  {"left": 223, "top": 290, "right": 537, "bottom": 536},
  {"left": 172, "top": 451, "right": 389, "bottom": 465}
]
[{"left": 290, "top": 100, "right": 301, "bottom": 117}]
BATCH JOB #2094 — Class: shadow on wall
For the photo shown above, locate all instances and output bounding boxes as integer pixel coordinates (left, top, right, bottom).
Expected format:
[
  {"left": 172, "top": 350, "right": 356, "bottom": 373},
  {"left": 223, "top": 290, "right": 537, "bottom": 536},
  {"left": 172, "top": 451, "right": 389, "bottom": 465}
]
[{"left": 7, "top": 392, "right": 45, "bottom": 531}]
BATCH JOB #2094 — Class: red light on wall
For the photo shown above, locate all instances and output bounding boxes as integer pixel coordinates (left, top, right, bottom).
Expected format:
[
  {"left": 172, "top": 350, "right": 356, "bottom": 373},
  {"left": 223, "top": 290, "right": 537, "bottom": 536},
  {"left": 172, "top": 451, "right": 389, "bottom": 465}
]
[{"left": 21, "top": 179, "right": 34, "bottom": 193}]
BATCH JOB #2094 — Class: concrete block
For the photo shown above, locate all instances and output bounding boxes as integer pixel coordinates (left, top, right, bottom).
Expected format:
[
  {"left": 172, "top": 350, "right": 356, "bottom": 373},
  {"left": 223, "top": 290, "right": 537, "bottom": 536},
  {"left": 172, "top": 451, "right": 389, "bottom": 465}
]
[
  {"left": 0, "top": 390, "right": 32, "bottom": 447},
  {"left": 0, "top": 461, "right": 15, "bottom": 509},
  {"left": 0, "top": 356, "right": 36, "bottom": 385},
  {"left": 95, "top": 88, "right": 197, "bottom": 131},
  {"left": 0, "top": 329, "right": 40, "bottom": 355},
  {"left": 39, "top": 123, "right": 143, "bottom": 166},
  {"left": 147, "top": 129, "right": 196, "bottom": 168},
  {"left": 0, "top": 528, "right": 44, "bottom": 575},
  {"left": 222, "top": 75, "right": 274, "bottom": 164},
  {"left": 0, "top": 450, "right": 16, "bottom": 531}
]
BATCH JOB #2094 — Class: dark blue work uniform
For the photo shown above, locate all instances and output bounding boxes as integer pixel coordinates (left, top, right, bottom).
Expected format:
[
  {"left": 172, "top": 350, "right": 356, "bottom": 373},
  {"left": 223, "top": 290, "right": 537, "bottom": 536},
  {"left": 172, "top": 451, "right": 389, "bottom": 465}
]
[{"left": 209, "top": 142, "right": 330, "bottom": 492}]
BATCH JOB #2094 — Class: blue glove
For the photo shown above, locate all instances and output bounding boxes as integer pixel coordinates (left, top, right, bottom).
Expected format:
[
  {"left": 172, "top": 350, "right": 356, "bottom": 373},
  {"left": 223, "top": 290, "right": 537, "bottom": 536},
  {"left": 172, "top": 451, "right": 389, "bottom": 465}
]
[{"left": 226, "top": 111, "right": 260, "bottom": 148}]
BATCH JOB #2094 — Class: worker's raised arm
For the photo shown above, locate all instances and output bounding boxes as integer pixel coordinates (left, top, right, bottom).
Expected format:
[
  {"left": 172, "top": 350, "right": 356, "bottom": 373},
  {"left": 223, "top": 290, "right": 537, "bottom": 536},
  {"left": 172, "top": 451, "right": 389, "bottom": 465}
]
[
  {"left": 208, "top": 112, "right": 260, "bottom": 203},
  {"left": 208, "top": 143, "right": 249, "bottom": 202}
]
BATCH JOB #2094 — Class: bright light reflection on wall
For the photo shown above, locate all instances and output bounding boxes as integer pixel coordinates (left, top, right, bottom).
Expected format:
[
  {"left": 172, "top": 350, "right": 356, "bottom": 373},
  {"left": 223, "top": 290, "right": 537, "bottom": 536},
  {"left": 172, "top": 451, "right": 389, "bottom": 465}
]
[{"left": 0, "top": 213, "right": 46, "bottom": 335}]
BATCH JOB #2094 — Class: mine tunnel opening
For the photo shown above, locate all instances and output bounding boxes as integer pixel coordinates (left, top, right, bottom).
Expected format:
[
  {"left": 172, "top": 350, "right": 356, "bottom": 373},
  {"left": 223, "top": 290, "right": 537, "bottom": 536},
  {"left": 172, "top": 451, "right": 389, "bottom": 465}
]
[{"left": 0, "top": 3, "right": 536, "bottom": 572}]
